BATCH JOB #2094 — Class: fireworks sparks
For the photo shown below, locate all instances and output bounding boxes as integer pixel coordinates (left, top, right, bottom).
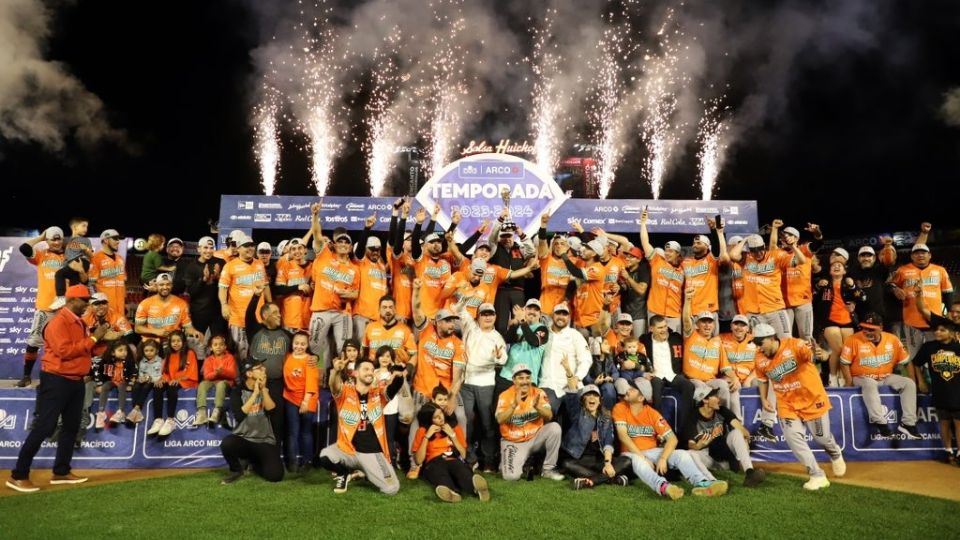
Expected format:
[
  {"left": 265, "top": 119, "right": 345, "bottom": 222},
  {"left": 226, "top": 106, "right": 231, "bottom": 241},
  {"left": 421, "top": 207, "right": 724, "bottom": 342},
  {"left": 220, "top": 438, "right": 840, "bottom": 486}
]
[
  {"left": 530, "top": 9, "right": 566, "bottom": 175},
  {"left": 364, "top": 29, "right": 404, "bottom": 196},
  {"left": 422, "top": 7, "right": 468, "bottom": 180},
  {"left": 590, "top": 29, "right": 628, "bottom": 200},
  {"left": 697, "top": 101, "right": 730, "bottom": 201},
  {"left": 252, "top": 88, "right": 281, "bottom": 196}
]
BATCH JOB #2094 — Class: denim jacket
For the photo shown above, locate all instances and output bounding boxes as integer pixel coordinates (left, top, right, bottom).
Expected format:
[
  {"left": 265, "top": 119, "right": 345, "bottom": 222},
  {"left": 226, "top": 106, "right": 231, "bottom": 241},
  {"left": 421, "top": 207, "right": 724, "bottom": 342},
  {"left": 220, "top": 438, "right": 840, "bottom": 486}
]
[{"left": 561, "top": 391, "right": 616, "bottom": 459}]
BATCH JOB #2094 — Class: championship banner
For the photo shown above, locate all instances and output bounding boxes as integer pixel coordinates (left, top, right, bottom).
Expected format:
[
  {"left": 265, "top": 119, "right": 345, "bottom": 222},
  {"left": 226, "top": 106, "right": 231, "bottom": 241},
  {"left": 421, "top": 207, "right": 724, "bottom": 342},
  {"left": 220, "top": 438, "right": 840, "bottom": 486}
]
[
  {"left": 0, "top": 238, "right": 127, "bottom": 379},
  {"left": 0, "top": 387, "right": 944, "bottom": 468}
]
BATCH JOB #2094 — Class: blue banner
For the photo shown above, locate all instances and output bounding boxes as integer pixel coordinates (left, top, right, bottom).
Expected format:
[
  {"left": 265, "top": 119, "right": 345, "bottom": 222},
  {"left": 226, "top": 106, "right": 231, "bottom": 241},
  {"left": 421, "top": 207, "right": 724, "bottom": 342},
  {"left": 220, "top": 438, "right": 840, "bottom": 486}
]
[
  {"left": 218, "top": 196, "right": 759, "bottom": 236},
  {"left": 0, "top": 387, "right": 942, "bottom": 468}
]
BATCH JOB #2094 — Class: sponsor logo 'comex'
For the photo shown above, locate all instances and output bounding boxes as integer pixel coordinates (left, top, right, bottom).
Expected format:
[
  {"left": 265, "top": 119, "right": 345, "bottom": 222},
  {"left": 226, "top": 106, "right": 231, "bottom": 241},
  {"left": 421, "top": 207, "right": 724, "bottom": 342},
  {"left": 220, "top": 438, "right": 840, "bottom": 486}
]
[{"left": 346, "top": 203, "right": 366, "bottom": 212}]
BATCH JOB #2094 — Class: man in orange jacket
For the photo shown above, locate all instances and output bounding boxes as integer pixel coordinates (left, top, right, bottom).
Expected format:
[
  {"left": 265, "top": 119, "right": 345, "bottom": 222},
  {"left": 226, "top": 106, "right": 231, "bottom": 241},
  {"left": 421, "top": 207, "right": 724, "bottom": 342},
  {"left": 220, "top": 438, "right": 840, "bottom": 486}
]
[{"left": 7, "top": 285, "right": 109, "bottom": 493}]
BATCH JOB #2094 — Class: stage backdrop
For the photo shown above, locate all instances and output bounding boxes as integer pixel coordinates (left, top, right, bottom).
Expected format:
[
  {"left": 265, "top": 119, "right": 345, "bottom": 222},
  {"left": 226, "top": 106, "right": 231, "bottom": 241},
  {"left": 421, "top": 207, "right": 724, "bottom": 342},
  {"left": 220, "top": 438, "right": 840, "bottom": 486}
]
[
  {"left": 0, "top": 387, "right": 944, "bottom": 468},
  {"left": 0, "top": 238, "right": 126, "bottom": 379}
]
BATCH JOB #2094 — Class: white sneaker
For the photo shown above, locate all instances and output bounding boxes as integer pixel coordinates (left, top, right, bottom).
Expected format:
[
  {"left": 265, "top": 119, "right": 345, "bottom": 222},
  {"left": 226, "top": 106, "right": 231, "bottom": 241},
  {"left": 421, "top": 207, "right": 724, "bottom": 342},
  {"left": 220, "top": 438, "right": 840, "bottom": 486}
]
[
  {"left": 541, "top": 469, "right": 565, "bottom": 481},
  {"left": 147, "top": 418, "right": 164, "bottom": 435},
  {"left": 831, "top": 455, "right": 846, "bottom": 477},
  {"left": 94, "top": 412, "right": 106, "bottom": 430},
  {"left": 193, "top": 408, "right": 207, "bottom": 426},
  {"left": 827, "top": 374, "right": 839, "bottom": 388},
  {"left": 158, "top": 418, "right": 176, "bottom": 436},
  {"left": 803, "top": 476, "right": 831, "bottom": 491},
  {"left": 48, "top": 297, "right": 66, "bottom": 311},
  {"left": 110, "top": 410, "right": 125, "bottom": 424}
]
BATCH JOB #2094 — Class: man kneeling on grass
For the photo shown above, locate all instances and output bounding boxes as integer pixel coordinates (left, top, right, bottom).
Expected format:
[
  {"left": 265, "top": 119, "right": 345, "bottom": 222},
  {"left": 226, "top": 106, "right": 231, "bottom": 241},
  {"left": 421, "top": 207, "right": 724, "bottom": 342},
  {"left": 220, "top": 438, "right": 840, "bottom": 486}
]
[
  {"left": 412, "top": 402, "right": 491, "bottom": 503},
  {"left": 318, "top": 356, "right": 404, "bottom": 495},
  {"left": 495, "top": 364, "right": 565, "bottom": 481},
  {"left": 612, "top": 377, "right": 728, "bottom": 500},
  {"left": 220, "top": 358, "right": 284, "bottom": 484}
]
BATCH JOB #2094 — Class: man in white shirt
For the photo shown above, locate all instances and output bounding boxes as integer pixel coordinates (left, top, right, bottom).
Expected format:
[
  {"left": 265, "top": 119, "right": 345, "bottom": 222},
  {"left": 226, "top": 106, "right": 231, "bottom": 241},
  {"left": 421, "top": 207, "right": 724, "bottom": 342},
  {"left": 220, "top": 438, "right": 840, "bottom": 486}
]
[
  {"left": 457, "top": 301, "right": 507, "bottom": 472},
  {"left": 539, "top": 303, "right": 592, "bottom": 418},
  {"left": 640, "top": 315, "right": 696, "bottom": 428}
]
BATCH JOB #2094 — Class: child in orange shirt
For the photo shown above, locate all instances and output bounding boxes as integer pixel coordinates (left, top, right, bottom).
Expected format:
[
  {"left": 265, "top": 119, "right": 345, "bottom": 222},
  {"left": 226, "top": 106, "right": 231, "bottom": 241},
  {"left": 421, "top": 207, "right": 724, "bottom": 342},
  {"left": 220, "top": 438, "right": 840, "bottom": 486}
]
[
  {"left": 284, "top": 332, "right": 320, "bottom": 472},
  {"left": 194, "top": 335, "right": 237, "bottom": 427},
  {"left": 153, "top": 331, "right": 198, "bottom": 437}
]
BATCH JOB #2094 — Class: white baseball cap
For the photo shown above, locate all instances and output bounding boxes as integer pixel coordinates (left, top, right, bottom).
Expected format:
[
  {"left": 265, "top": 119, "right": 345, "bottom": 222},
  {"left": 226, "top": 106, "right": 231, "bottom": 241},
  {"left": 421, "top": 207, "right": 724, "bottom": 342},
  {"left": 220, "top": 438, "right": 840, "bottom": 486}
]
[
  {"left": 257, "top": 242, "right": 272, "bottom": 253},
  {"left": 832, "top": 247, "right": 850, "bottom": 261},
  {"left": 45, "top": 226, "right": 64, "bottom": 240},
  {"left": 858, "top": 246, "right": 875, "bottom": 256}
]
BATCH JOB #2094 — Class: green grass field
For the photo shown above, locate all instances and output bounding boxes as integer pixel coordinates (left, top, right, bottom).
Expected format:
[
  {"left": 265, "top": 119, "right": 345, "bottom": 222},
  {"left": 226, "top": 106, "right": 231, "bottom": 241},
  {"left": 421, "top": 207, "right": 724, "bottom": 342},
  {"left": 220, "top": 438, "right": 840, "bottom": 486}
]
[{"left": 0, "top": 468, "right": 956, "bottom": 539}]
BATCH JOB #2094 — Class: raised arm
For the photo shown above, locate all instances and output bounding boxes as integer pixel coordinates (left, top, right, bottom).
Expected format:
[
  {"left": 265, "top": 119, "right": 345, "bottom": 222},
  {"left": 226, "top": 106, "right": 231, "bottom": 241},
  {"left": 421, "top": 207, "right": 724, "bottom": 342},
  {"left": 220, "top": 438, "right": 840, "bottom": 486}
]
[
  {"left": 768, "top": 219, "right": 781, "bottom": 252},
  {"left": 681, "top": 284, "right": 695, "bottom": 338},
  {"left": 310, "top": 201, "right": 326, "bottom": 253},
  {"left": 410, "top": 207, "right": 426, "bottom": 260},
  {"left": 412, "top": 278, "right": 426, "bottom": 329},
  {"left": 537, "top": 213, "right": 551, "bottom": 259},
  {"left": 639, "top": 208, "right": 655, "bottom": 258}
]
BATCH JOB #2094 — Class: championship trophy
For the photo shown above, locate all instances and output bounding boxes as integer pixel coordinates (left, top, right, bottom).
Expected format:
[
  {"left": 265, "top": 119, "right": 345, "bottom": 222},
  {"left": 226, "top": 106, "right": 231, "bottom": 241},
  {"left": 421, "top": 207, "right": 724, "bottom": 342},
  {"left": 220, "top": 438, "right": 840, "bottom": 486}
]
[{"left": 500, "top": 186, "right": 511, "bottom": 218}]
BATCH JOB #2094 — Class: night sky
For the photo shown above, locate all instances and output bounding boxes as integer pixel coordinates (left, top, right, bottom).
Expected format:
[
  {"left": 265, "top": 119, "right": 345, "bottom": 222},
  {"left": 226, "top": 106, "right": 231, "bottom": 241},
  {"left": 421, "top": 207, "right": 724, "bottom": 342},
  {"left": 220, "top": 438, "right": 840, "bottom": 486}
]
[{"left": 2, "top": 0, "right": 958, "bottom": 241}]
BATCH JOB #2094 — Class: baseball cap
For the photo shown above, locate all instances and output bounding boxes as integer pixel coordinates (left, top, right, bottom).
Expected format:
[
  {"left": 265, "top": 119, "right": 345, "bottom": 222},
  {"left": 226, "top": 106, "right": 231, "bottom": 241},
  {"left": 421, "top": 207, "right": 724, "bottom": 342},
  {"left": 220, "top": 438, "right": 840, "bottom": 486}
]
[
  {"left": 65, "top": 285, "right": 90, "bottom": 299},
  {"left": 276, "top": 239, "right": 289, "bottom": 254},
  {"left": 616, "top": 313, "right": 634, "bottom": 324},
  {"left": 614, "top": 377, "right": 652, "bottom": 401},
  {"left": 228, "top": 230, "right": 245, "bottom": 241},
  {"left": 579, "top": 384, "right": 601, "bottom": 397},
  {"left": 155, "top": 273, "right": 173, "bottom": 283},
  {"left": 752, "top": 324, "right": 776, "bottom": 339},
  {"left": 90, "top": 292, "right": 109, "bottom": 304},
  {"left": 626, "top": 246, "right": 643, "bottom": 258},
  {"left": 911, "top": 243, "right": 930, "bottom": 253},
  {"left": 512, "top": 363, "right": 532, "bottom": 377},
  {"left": 782, "top": 226, "right": 800, "bottom": 238},
  {"left": 860, "top": 312, "right": 883, "bottom": 330},
  {"left": 470, "top": 258, "right": 487, "bottom": 275},
  {"left": 166, "top": 237, "right": 184, "bottom": 247},
  {"left": 664, "top": 240, "right": 682, "bottom": 252},
  {"left": 585, "top": 239, "right": 606, "bottom": 256},
  {"left": 435, "top": 309, "right": 459, "bottom": 321},
  {"left": 478, "top": 303, "right": 496, "bottom": 315},
  {"left": 474, "top": 243, "right": 491, "bottom": 252},
  {"left": 333, "top": 232, "right": 351, "bottom": 243},
  {"left": 727, "top": 235, "right": 744, "bottom": 245},
  {"left": 242, "top": 357, "right": 266, "bottom": 372},
  {"left": 257, "top": 242, "right": 272, "bottom": 253},
  {"left": 524, "top": 298, "right": 542, "bottom": 310},
  {"left": 833, "top": 247, "right": 850, "bottom": 261},
  {"left": 731, "top": 314, "right": 750, "bottom": 325},
  {"left": 553, "top": 303, "right": 570, "bottom": 314},
  {"left": 288, "top": 238, "right": 303, "bottom": 247},
  {"left": 501, "top": 221, "right": 518, "bottom": 234},
  {"left": 45, "top": 226, "right": 64, "bottom": 240},
  {"left": 366, "top": 237, "right": 382, "bottom": 249},
  {"left": 238, "top": 236, "right": 256, "bottom": 247},
  {"left": 695, "top": 311, "right": 715, "bottom": 322},
  {"left": 424, "top": 232, "right": 442, "bottom": 244},
  {"left": 858, "top": 246, "right": 875, "bottom": 256},
  {"left": 693, "top": 386, "right": 720, "bottom": 404},
  {"left": 198, "top": 236, "right": 215, "bottom": 248},
  {"left": 567, "top": 236, "right": 582, "bottom": 252},
  {"left": 100, "top": 229, "right": 121, "bottom": 240},
  {"left": 693, "top": 235, "right": 711, "bottom": 248},
  {"left": 745, "top": 235, "right": 765, "bottom": 249}
]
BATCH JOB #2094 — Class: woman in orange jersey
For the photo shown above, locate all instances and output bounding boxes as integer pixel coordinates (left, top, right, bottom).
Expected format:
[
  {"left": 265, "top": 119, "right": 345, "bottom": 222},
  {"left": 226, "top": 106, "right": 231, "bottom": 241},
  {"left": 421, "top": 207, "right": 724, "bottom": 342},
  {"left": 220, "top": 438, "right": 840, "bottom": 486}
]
[
  {"left": 154, "top": 331, "right": 199, "bottom": 437},
  {"left": 813, "top": 259, "right": 865, "bottom": 386},
  {"left": 283, "top": 332, "right": 320, "bottom": 472},
  {"left": 412, "top": 402, "right": 490, "bottom": 503}
]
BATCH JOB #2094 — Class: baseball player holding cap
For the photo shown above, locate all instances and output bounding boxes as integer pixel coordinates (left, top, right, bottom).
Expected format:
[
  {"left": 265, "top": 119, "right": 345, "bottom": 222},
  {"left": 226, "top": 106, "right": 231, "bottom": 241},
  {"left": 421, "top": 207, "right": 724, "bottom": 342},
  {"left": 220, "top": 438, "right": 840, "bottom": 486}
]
[
  {"left": 752, "top": 324, "right": 846, "bottom": 490},
  {"left": 639, "top": 209, "right": 685, "bottom": 333},
  {"left": 14, "top": 226, "right": 66, "bottom": 387},
  {"left": 495, "top": 363, "right": 564, "bottom": 481}
]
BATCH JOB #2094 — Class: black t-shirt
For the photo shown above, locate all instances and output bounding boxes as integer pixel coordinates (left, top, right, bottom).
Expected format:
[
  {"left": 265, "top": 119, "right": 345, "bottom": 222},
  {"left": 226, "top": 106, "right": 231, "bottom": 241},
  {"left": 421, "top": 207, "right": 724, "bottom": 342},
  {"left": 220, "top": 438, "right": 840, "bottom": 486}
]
[
  {"left": 913, "top": 340, "right": 960, "bottom": 411},
  {"left": 351, "top": 392, "right": 383, "bottom": 454},
  {"left": 680, "top": 406, "right": 738, "bottom": 450},
  {"left": 621, "top": 261, "right": 652, "bottom": 320}
]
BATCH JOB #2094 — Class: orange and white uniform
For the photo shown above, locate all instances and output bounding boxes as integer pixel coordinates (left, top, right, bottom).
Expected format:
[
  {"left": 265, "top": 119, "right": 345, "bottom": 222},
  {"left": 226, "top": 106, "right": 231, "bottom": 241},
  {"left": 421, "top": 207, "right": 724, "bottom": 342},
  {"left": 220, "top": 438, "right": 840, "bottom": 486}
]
[
  {"left": 496, "top": 385, "right": 549, "bottom": 442},
  {"left": 413, "top": 324, "right": 464, "bottom": 397},
  {"left": 414, "top": 256, "right": 453, "bottom": 319},
  {"left": 754, "top": 338, "right": 829, "bottom": 421},
  {"left": 218, "top": 258, "right": 268, "bottom": 327},
  {"left": 364, "top": 320, "right": 417, "bottom": 361},
  {"left": 539, "top": 255, "right": 572, "bottom": 315},
  {"left": 647, "top": 251, "right": 684, "bottom": 318},
  {"left": 682, "top": 254, "right": 720, "bottom": 314},
  {"left": 135, "top": 295, "right": 192, "bottom": 338},
  {"left": 719, "top": 333, "right": 759, "bottom": 383},
  {"left": 612, "top": 402, "right": 673, "bottom": 452},
  {"left": 891, "top": 263, "right": 954, "bottom": 329},
  {"left": 28, "top": 248, "right": 64, "bottom": 310},
  {"left": 742, "top": 249, "right": 793, "bottom": 315},
  {"left": 310, "top": 249, "right": 360, "bottom": 313},
  {"left": 283, "top": 353, "right": 321, "bottom": 412},
  {"left": 682, "top": 333, "right": 730, "bottom": 381},
  {"left": 275, "top": 259, "right": 312, "bottom": 330},
  {"left": 89, "top": 251, "right": 126, "bottom": 317},
  {"left": 839, "top": 331, "right": 909, "bottom": 379},
  {"left": 573, "top": 261, "right": 605, "bottom": 328},
  {"left": 441, "top": 271, "right": 494, "bottom": 320},
  {"left": 781, "top": 245, "right": 814, "bottom": 308},
  {"left": 355, "top": 258, "right": 389, "bottom": 321},
  {"left": 388, "top": 251, "right": 415, "bottom": 321}
]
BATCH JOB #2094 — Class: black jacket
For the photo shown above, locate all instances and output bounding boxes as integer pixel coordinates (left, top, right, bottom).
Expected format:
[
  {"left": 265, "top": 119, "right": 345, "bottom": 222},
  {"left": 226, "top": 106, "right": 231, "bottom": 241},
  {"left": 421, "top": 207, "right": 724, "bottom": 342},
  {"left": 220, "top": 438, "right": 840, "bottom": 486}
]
[{"left": 639, "top": 330, "right": 684, "bottom": 377}]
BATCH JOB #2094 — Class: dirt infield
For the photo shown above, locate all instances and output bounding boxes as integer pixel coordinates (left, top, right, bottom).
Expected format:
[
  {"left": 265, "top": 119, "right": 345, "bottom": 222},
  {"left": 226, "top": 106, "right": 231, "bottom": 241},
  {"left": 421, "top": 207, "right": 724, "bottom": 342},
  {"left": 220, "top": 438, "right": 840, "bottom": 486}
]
[{"left": 2, "top": 461, "right": 958, "bottom": 500}]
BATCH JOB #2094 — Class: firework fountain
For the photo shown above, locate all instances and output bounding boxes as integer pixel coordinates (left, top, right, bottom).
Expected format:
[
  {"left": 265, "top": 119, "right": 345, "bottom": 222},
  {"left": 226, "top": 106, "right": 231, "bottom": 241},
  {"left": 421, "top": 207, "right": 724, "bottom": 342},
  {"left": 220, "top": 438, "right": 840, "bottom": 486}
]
[
  {"left": 252, "top": 86, "right": 281, "bottom": 196},
  {"left": 696, "top": 100, "right": 730, "bottom": 201},
  {"left": 363, "top": 29, "right": 404, "bottom": 197}
]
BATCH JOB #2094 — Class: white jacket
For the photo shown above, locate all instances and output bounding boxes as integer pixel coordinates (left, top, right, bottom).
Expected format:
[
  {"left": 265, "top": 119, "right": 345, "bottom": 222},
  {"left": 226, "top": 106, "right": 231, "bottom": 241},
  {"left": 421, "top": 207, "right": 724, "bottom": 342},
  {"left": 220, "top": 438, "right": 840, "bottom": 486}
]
[
  {"left": 539, "top": 326, "right": 591, "bottom": 396},
  {"left": 459, "top": 306, "right": 507, "bottom": 387}
]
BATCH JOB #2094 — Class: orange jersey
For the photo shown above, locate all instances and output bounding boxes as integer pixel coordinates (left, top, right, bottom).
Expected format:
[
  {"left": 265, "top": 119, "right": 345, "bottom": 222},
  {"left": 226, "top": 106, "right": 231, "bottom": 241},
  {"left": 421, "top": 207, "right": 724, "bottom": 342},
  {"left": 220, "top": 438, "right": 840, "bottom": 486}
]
[
  {"left": 135, "top": 295, "right": 191, "bottom": 336},
  {"left": 334, "top": 384, "right": 391, "bottom": 458},
  {"left": 540, "top": 255, "right": 572, "bottom": 315},
  {"left": 682, "top": 333, "right": 730, "bottom": 381},
  {"left": 82, "top": 309, "right": 133, "bottom": 357},
  {"left": 89, "top": 251, "right": 126, "bottom": 316},
  {"left": 275, "top": 259, "right": 312, "bottom": 330},
  {"left": 364, "top": 320, "right": 417, "bottom": 360},
  {"left": 612, "top": 402, "right": 673, "bottom": 452},
  {"left": 162, "top": 350, "right": 199, "bottom": 389},
  {"left": 355, "top": 258, "right": 389, "bottom": 321},
  {"left": 729, "top": 261, "right": 753, "bottom": 315},
  {"left": 218, "top": 258, "right": 268, "bottom": 327},
  {"left": 309, "top": 249, "right": 360, "bottom": 313},
  {"left": 742, "top": 249, "right": 792, "bottom": 314},
  {"left": 213, "top": 248, "right": 234, "bottom": 263},
  {"left": 283, "top": 353, "right": 321, "bottom": 412},
  {"left": 441, "top": 271, "right": 493, "bottom": 319},
  {"left": 647, "top": 252, "right": 684, "bottom": 318},
  {"left": 28, "top": 248, "right": 64, "bottom": 310},
  {"left": 828, "top": 282, "right": 852, "bottom": 325},
  {"left": 719, "top": 333, "right": 759, "bottom": 382},
  {"left": 755, "top": 337, "right": 830, "bottom": 421},
  {"left": 496, "top": 385, "right": 549, "bottom": 442},
  {"left": 603, "top": 255, "right": 627, "bottom": 312},
  {"left": 414, "top": 256, "right": 453, "bottom": 318},
  {"left": 892, "top": 263, "right": 954, "bottom": 329},
  {"left": 782, "top": 245, "right": 813, "bottom": 308},
  {"left": 413, "top": 324, "right": 464, "bottom": 396},
  {"left": 840, "top": 331, "right": 909, "bottom": 379},
  {"left": 573, "top": 261, "right": 605, "bottom": 328},
  {"left": 388, "top": 251, "right": 415, "bottom": 320},
  {"left": 681, "top": 254, "right": 720, "bottom": 313},
  {"left": 412, "top": 425, "right": 466, "bottom": 463}
]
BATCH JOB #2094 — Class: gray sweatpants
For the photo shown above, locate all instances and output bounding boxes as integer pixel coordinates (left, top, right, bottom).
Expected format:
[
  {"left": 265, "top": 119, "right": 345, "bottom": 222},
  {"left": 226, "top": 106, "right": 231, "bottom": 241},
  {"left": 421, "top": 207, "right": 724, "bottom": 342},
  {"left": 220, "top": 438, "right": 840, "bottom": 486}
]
[
  {"left": 318, "top": 444, "right": 399, "bottom": 495},
  {"left": 786, "top": 303, "right": 814, "bottom": 342},
  {"left": 353, "top": 314, "right": 372, "bottom": 342},
  {"left": 500, "top": 422, "right": 562, "bottom": 480},
  {"left": 26, "top": 309, "right": 53, "bottom": 349},
  {"left": 751, "top": 310, "right": 791, "bottom": 339},
  {"left": 902, "top": 326, "right": 933, "bottom": 361},
  {"left": 779, "top": 414, "right": 843, "bottom": 479},
  {"left": 309, "top": 311, "right": 351, "bottom": 360},
  {"left": 690, "top": 430, "right": 754, "bottom": 472},
  {"left": 853, "top": 374, "right": 917, "bottom": 426}
]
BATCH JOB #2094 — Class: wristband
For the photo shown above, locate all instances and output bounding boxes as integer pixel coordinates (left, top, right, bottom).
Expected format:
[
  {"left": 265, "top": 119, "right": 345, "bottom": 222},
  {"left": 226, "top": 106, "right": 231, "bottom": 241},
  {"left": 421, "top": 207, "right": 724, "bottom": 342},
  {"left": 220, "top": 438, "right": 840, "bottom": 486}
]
[{"left": 538, "top": 227, "right": 547, "bottom": 239}]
